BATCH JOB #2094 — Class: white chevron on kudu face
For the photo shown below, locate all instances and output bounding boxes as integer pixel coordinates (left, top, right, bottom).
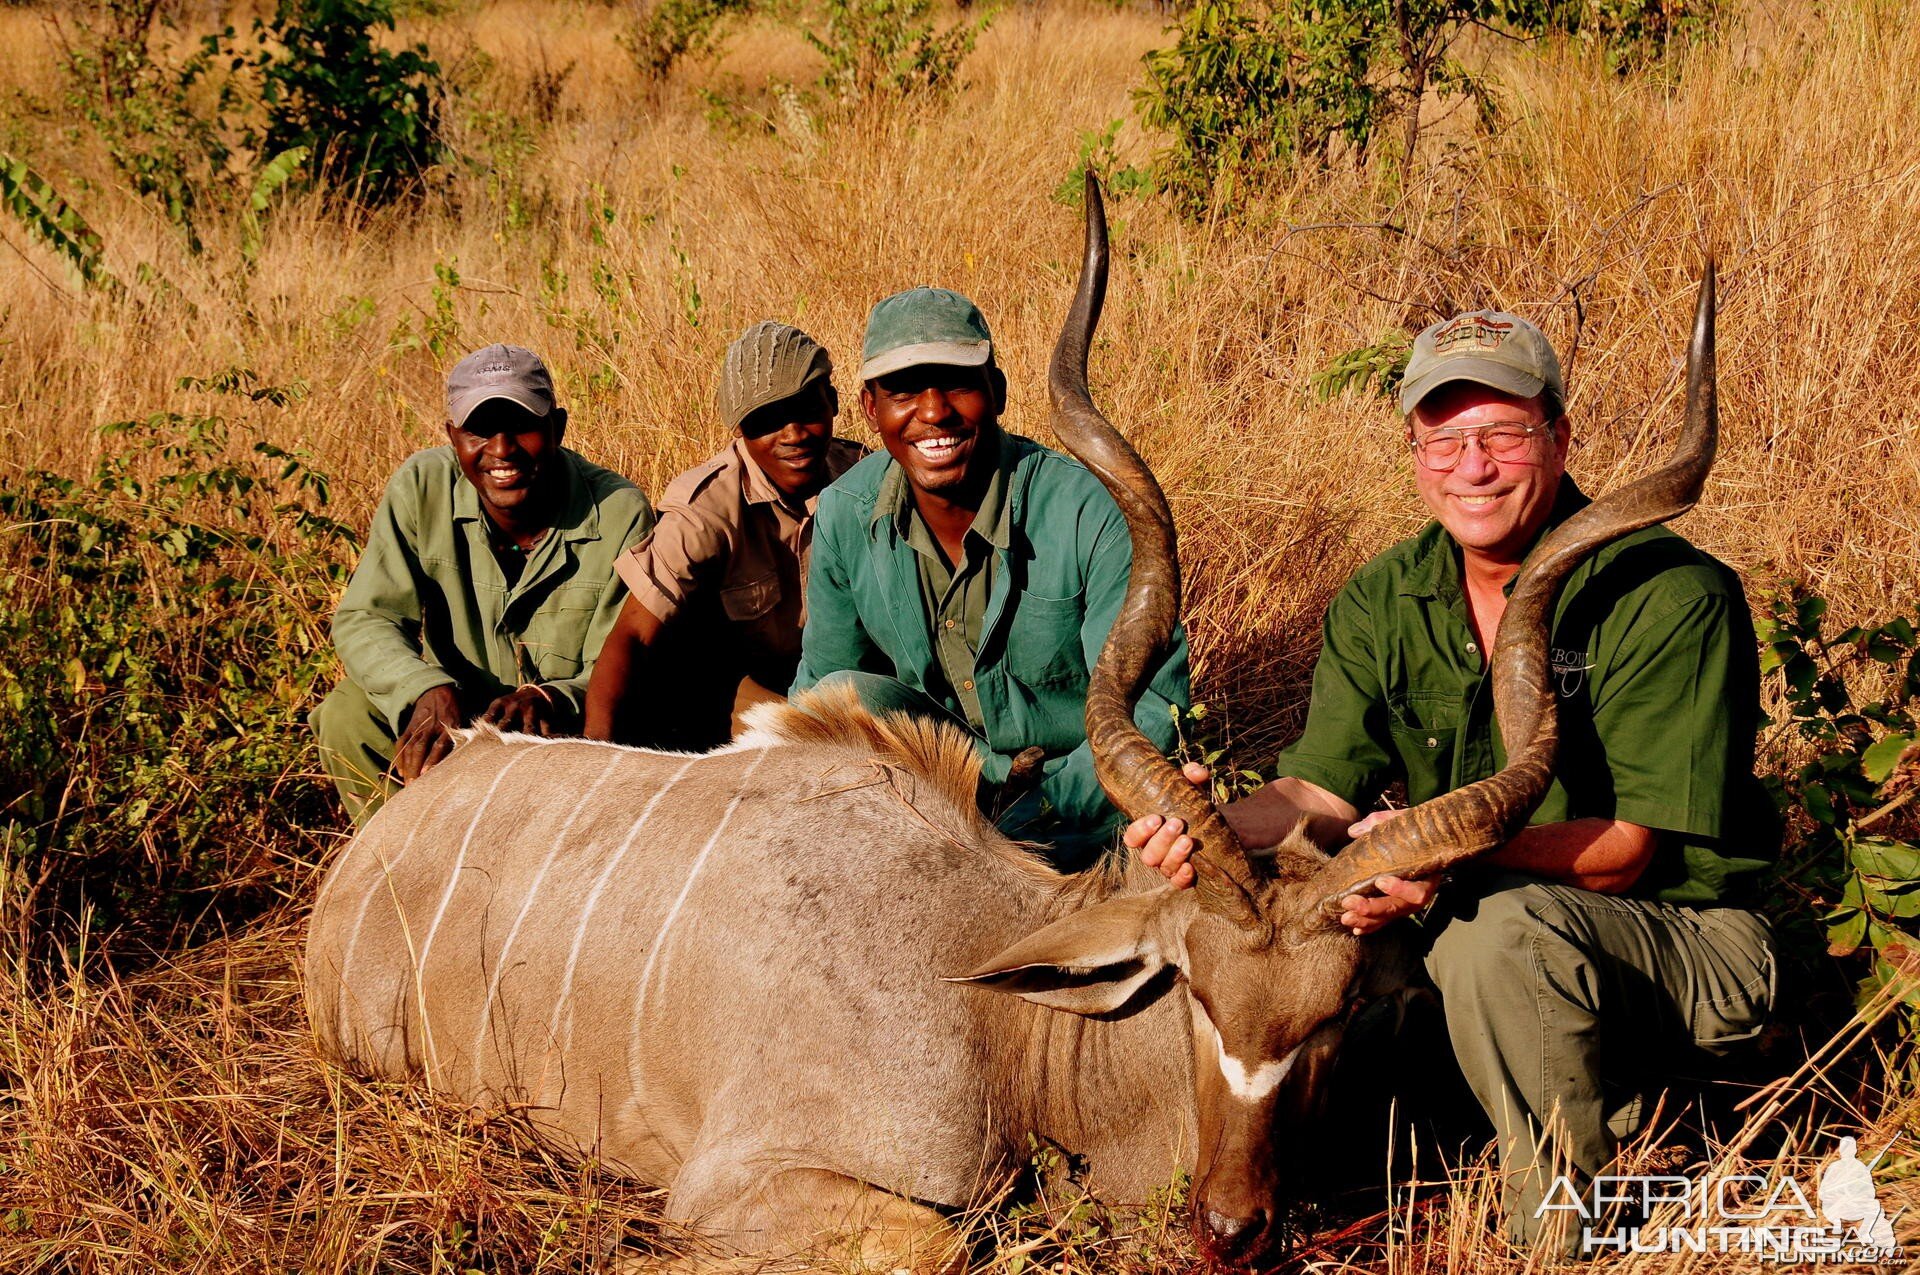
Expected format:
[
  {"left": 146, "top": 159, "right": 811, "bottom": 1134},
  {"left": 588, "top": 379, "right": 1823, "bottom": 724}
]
[{"left": 1191, "top": 1002, "right": 1301, "bottom": 1103}]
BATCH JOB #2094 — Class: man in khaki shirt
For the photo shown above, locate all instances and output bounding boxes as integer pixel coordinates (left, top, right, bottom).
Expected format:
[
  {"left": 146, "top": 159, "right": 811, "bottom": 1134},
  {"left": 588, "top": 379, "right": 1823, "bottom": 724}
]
[{"left": 583, "top": 322, "right": 864, "bottom": 749}]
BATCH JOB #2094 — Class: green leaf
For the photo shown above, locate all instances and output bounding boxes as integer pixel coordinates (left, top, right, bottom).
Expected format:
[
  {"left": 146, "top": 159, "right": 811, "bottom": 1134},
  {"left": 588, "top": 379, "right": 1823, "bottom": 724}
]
[
  {"left": 1853, "top": 836, "right": 1920, "bottom": 882},
  {"left": 0, "top": 153, "right": 121, "bottom": 294},
  {"left": 1828, "top": 907, "right": 1867, "bottom": 956},
  {"left": 1803, "top": 782, "right": 1837, "bottom": 827},
  {"left": 1863, "top": 732, "right": 1915, "bottom": 785}
]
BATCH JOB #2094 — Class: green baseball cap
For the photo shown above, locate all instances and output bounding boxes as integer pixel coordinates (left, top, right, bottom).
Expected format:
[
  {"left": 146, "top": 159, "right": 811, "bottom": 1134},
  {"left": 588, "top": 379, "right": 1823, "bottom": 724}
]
[
  {"left": 859, "top": 287, "right": 993, "bottom": 381},
  {"left": 1399, "top": 310, "right": 1565, "bottom": 416}
]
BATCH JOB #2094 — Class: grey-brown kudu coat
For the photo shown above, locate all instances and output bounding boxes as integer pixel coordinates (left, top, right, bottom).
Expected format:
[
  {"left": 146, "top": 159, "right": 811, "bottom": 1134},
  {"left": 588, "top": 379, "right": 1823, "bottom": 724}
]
[{"left": 305, "top": 177, "right": 1721, "bottom": 1270}]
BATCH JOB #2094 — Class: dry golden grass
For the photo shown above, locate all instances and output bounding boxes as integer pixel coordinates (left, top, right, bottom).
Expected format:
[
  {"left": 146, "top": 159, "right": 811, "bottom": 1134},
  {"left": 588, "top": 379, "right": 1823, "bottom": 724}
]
[{"left": 3, "top": 0, "right": 1920, "bottom": 1268}]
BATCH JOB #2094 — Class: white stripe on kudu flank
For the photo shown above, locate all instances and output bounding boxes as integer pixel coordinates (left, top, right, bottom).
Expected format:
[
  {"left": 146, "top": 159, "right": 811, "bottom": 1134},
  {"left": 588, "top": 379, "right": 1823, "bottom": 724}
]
[
  {"left": 334, "top": 780, "right": 447, "bottom": 1033},
  {"left": 470, "top": 749, "right": 627, "bottom": 1068},
  {"left": 627, "top": 746, "right": 773, "bottom": 1070},
  {"left": 1194, "top": 1003, "right": 1303, "bottom": 1102},
  {"left": 549, "top": 754, "right": 705, "bottom": 1052},
  {"left": 414, "top": 745, "right": 539, "bottom": 981}
]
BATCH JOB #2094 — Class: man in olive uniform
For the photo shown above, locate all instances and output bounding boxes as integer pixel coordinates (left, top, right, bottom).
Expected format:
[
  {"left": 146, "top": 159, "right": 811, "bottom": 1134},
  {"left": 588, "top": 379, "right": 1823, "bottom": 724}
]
[
  {"left": 1128, "top": 310, "right": 1776, "bottom": 1246},
  {"left": 794, "top": 287, "right": 1191, "bottom": 866},
  {"left": 312, "top": 344, "right": 655, "bottom": 824},
  {"left": 582, "top": 322, "right": 865, "bottom": 750}
]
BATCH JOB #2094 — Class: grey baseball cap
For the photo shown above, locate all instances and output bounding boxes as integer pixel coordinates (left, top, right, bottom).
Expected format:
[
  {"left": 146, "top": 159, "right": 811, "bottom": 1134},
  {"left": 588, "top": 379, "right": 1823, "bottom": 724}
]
[
  {"left": 446, "top": 344, "right": 556, "bottom": 429},
  {"left": 717, "top": 321, "right": 833, "bottom": 431},
  {"left": 1399, "top": 311, "right": 1565, "bottom": 415},
  {"left": 859, "top": 287, "right": 993, "bottom": 381}
]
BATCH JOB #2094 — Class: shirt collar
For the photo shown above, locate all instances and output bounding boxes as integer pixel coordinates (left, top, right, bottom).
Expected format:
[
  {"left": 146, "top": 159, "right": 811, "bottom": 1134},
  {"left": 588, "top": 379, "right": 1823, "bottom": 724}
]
[
  {"left": 735, "top": 437, "right": 789, "bottom": 510},
  {"left": 870, "top": 425, "right": 1012, "bottom": 551},
  {"left": 1399, "top": 477, "right": 1592, "bottom": 599},
  {"left": 452, "top": 447, "right": 601, "bottom": 543}
]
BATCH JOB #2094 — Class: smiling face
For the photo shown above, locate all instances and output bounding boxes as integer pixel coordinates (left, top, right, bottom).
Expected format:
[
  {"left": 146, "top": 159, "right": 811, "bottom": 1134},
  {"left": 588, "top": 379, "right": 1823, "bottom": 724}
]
[
  {"left": 1407, "top": 382, "right": 1569, "bottom": 565},
  {"left": 861, "top": 362, "right": 1005, "bottom": 500},
  {"left": 739, "top": 381, "right": 839, "bottom": 502},
  {"left": 446, "top": 399, "right": 566, "bottom": 528}
]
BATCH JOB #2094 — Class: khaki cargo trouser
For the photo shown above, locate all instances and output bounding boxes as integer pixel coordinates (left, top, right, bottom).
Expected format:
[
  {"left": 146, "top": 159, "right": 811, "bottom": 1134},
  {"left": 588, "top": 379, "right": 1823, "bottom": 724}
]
[
  {"left": 1424, "top": 872, "right": 1776, "bottom": 1252},
  {"left": 310, "top": 677, "right": 402, "bottom": 828}
]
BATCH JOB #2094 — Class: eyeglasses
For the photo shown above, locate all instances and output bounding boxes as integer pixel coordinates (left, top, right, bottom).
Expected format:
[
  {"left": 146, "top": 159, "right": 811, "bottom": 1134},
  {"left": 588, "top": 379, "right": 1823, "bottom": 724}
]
[{"left": 1408, "top": 421, "right": 1554, "bottom": 472}]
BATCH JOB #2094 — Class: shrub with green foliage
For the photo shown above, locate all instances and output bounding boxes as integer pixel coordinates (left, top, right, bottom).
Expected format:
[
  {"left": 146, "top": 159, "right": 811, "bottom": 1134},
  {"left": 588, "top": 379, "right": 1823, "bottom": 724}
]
[
  {"left": 1759, "top": 588, "right": 1920, "bottom": 1017},
  {"left": 252, "top": 0, "right": 445, "bottom": 202},
  {"left": 622, "top": 0, "right": 753, "bottom": 79},
  {"left": 0, "top": 372, "right": 355, "bottom": 962},
  {"left": 807, "top": 0, "right": 993, "bottom": 102},
  {"left": 1136, "top": 0, "right": 1715, "bottom": 215},
  {"left": 50, "top": 0, "right": 240, "bottom": 253}
]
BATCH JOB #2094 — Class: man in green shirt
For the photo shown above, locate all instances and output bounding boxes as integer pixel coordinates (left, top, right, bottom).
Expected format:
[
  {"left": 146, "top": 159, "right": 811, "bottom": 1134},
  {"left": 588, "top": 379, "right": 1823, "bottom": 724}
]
[
  {"left": 792, "top": 287, "right": 1191, "bottom": 866},
  {"left": 312, "top": 344, "right": 655, "bottom": 825},
  {"left": 1128, "top": 310, "right": 1776, "bottom": 1247}
]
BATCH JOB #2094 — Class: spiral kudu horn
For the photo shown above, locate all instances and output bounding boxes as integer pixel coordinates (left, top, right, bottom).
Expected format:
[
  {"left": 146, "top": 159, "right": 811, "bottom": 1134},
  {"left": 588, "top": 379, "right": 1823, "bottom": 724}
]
[
  {"left": 1304, "top": 263, "right": 1719, "bottom": 921},
  {"left": 1048, "top": 173, "right": 1270, "bottom": 943}
]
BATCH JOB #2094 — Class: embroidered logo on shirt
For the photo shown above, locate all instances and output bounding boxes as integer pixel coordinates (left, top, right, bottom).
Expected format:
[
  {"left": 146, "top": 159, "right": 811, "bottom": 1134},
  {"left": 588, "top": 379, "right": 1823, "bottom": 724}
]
[{"left": 1551, "top": 646, "right": 1594, "bottom": 697}]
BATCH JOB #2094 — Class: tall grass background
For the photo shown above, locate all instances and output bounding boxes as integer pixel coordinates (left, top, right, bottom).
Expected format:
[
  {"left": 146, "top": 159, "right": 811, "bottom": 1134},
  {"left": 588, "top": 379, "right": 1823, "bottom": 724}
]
[{"left": 1, "top": 0, "right": 1917, "bottom": 1267}]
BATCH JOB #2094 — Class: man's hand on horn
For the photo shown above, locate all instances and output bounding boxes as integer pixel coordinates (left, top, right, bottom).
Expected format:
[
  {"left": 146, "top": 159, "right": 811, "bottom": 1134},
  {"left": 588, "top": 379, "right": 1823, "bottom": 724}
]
[
  {"left": 1127, "top": 776, "right": 1440, "bottom": 932},
  {"left": 1335, "top": 809, "right": 1439, "bottom": 935},
  {"left": 1122, "top": 762, "right": 1217, "bottom": 890}
]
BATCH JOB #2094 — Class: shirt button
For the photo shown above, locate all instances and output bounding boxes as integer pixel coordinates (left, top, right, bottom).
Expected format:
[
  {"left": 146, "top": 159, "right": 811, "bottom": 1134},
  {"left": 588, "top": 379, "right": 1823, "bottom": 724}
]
[
  {"left": 962, "top": 679, "right": 975, "bottom": 691},
  {"left": 1426, "top": 736, "right": 1438, "bottom": 748},
  {"left": 1465, "top": 641, "right": 1479, "bottom": 655},
  {"left": 945, "top": 619, "right": 957, "bottom": 630}
]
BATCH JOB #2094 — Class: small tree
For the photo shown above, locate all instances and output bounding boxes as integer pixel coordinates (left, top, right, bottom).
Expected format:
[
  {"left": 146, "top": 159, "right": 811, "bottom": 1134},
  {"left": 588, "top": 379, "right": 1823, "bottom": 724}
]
[
  {"left": 1136, "top": 0, "right": 1711, "bottom": 215},
  {"left": 807, "top": 0, "right": 992, "bottom": 102},
  {"left": 254, "top": 0, "right": 444, "bottom": 202}
]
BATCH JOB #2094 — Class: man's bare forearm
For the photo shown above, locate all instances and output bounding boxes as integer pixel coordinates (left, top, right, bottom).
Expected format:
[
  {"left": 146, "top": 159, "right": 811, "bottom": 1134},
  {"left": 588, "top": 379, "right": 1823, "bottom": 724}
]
[
  {"left": 1230, "top": 777, "right": 1360, "bottom": 849},
  {"left": 1481, "top": 817, "right": 1657, "bottom": 893}
]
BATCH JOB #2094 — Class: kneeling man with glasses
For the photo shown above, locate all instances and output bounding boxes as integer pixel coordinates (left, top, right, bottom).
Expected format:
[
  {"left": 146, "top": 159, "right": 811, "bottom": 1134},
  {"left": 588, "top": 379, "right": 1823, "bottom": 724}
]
[{"left": 1128, "top": 309, "right": 1777, "bottom": 1250}]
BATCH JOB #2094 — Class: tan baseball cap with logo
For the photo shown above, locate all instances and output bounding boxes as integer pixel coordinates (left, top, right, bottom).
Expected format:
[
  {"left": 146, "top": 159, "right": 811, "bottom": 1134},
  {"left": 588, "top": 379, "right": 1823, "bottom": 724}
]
[
  {"left": 1398, "top": 310, "right": 1565, "bottom": 416},
  {"left": 446, "top": 344, "right": 556, "bottom": 428},
  {"left": 717, "top": 321, "right": 834, "bottom": 432}
]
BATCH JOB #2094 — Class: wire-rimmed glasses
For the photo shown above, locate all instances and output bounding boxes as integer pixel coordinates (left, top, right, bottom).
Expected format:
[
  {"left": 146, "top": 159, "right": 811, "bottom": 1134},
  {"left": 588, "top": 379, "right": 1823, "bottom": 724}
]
[{"left": 1408, "top": 421, "right": 1554, "bottom": 472}]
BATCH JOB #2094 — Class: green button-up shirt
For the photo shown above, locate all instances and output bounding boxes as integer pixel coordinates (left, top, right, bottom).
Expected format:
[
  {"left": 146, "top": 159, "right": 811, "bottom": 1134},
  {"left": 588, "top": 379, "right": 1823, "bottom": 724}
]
[
  {"left": 1276, "top": 480, "right": 1775, "bottom": 905},
  {"left": 333, "top": 446, "right": 655, "bottom": 731},
  {"left": 793, "top": 431, "right": 1191, "bottom": 861},
  {"left": 881, "top": 434, "right": 1010, "bottom": 732}
]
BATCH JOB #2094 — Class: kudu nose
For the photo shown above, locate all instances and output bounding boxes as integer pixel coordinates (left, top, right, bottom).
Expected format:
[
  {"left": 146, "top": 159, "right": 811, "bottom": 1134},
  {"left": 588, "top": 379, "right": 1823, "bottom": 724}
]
[{"left": 1199, "top": 1205, "right": 1270, "bottom": 1260}]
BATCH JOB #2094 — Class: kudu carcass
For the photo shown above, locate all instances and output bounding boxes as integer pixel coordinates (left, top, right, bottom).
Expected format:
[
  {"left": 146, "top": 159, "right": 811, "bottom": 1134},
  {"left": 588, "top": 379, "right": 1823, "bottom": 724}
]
[{"left": 304, "top": 177, "right": 1719, "bottom": 1270}]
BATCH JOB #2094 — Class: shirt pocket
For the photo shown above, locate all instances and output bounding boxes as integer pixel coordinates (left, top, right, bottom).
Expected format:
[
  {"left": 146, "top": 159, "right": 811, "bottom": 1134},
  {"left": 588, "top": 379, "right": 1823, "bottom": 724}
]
[
  {"left": 1387, "top": 690, "right": 1459, "bottom": 800},
  {"left": 515, "top": 584, "right": 600, "bottom": 680},
  {"left": 1005, "top": 591, "right": 1087, "bottom": 688},
  {"left": 720, "top": 573, "right": 779, "bottom": 622}
]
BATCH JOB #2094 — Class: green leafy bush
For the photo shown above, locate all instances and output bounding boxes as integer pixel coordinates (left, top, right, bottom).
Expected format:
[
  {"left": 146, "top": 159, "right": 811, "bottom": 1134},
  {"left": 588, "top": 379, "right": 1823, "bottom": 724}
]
[
  {"left": 50, "top": 0, "right": 240, "bottom": 253},
  {"left": 621, "top": 0, "right": 753, "bottom": 79},
  {"left": 807, "top": 0, "right": 992, "bottom": 102},
  {"left": 1760, "top": 588, "right": 1920, "bottom": 1013},
  {"left": 0, "top": 372, "right": 355, "bottom": 961},
  {"left": 1052, "top": 119, "right": 1152, "bottom": 208},
  {"left": 253, "top": 0, "right": 446, "bottom": 202},
  {"left": 1135, "top": 0, "right": 1717, "bottom": 214}
]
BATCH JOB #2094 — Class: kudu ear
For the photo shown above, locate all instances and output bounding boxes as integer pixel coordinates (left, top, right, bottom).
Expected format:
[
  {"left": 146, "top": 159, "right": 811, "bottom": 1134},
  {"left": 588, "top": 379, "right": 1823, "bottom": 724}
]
[{"left": 944, "top": 891, "right": 1181, "bottom": 1018}]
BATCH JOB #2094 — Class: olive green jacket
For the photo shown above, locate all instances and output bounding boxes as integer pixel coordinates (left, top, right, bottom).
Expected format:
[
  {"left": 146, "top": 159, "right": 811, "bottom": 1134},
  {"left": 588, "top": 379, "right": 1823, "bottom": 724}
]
[
  {"left": 333, "top": 446, "right": 655, "bottom": 731},
  {"left": 792, "top": 433, "right": 1191, "bottom": 857}
]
